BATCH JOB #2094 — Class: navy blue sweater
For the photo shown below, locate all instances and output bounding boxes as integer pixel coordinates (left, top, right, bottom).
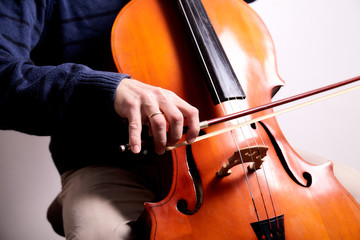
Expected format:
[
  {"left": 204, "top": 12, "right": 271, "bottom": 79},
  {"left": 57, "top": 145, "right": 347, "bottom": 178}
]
[{"left": 0, "top": 0, "right": 134, "bottom": 174}]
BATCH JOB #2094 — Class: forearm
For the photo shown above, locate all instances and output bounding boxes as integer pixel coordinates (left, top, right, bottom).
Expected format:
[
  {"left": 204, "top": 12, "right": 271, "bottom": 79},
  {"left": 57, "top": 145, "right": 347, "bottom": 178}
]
[
  {"left": 0, "top": 1, "right": 129, "bottom": 135},
  {"left": 0, "top": 56, "right": 128, "bottom": 135}
]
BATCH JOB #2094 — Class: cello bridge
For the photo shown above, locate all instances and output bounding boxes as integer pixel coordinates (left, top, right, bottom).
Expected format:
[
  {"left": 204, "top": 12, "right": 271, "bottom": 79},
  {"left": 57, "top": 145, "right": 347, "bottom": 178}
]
[{"left": 216, "top": 146, "right": 268, "bottom": 177}]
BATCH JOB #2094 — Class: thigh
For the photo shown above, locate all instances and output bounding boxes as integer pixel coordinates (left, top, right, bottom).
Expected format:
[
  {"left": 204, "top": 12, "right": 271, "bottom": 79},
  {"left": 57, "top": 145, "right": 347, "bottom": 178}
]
[{"left": 58, "top": 165, "right": 158, "bottom": 240}]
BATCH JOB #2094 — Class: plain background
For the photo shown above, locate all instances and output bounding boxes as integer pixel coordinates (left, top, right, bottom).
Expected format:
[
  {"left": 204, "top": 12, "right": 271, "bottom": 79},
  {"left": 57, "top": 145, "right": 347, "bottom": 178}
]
[{"left": 0, "top": 0, "right": 359, "bottom": 239}]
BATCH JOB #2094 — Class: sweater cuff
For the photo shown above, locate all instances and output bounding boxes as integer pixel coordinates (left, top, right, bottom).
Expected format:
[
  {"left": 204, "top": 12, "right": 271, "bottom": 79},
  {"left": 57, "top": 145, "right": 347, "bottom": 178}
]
[
  {"left": 71, "top": 68, "right": 130, "bottom": 117},
  {"left": 80, "top": 69, "right": 129, "bottom": 98}
]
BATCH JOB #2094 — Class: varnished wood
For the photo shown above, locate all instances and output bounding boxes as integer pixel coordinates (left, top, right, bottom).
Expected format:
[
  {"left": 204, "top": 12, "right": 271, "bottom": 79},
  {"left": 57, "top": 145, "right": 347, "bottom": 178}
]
[{"left": 111, "top": 0, "right": 360, "bottom": 239}]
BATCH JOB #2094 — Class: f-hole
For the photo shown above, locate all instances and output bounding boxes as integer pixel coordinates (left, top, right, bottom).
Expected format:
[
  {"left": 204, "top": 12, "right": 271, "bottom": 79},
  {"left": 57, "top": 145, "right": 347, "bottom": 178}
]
[
  {"left": 177, "top": 133, "right": 204, "bottom": 215},
  {"left": 259, "top": 121, "right": 312, "bottom": 187}
]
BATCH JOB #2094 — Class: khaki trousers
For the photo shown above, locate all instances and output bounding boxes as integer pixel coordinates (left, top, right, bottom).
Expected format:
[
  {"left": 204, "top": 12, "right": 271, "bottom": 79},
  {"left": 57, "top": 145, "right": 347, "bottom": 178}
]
[{"left": 48, "top": 164, "right": 161, "bottom": 240}]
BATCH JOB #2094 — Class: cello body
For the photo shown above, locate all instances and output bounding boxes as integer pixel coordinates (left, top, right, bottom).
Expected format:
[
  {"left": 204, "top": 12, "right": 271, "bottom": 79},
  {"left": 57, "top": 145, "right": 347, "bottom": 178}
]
[{"left": 111, "top": 0, "right": 360, "bottom": 239}]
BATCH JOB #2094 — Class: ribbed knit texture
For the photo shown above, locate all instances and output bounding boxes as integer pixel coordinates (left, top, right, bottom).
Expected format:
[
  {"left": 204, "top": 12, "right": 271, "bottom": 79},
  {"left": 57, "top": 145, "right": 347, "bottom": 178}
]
[{"left": 0, "top": 0, "right": 131, "bottom": 173}]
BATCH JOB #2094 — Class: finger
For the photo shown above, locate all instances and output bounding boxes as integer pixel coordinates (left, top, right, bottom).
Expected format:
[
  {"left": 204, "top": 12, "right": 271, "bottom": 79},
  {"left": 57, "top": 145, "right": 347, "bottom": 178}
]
[
  {"left": 148, "top": 112, "right": 167, "bottom": 154},
  {"left": 172, "top": 96, "right": 200, "bottom": 144},
  {"left": 160, "top": 104, "right": 184, "bottom": 146},
  {"left": 127, "top": 108, "right": 142, "bottom": 154},
  {"left": 184, "top": 107, "right": 200, "bottom": 144}
]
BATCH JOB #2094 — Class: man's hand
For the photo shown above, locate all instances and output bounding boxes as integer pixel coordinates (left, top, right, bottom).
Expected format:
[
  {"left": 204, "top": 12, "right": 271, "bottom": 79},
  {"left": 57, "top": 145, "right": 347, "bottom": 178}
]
[{"left": 114, "top": 78, "right": 200, "bottom": 154}]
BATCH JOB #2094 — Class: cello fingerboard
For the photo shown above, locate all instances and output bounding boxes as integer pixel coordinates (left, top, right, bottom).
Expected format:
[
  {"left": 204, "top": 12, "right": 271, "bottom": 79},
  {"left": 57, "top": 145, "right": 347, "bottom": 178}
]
[{"left": 176, "top": 0, "right": 246, "bottom": 104}]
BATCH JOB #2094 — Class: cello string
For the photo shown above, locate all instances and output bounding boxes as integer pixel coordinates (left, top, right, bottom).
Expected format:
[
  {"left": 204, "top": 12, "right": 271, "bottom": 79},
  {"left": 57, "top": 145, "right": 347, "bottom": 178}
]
[
  {"left": 226, "top": 100, "right": 273, "bottom": 222},
  {"left": 226, "top": 110, "right": 265, "bottom": 222},
  {"left": 225, "top": 88, "right": 280, "bottom": 223},
  {"left": 177, "top": 0, "right": 262, "bottom": 220},
  {"left": 242, "top": 115, "right": 281, "bottom": 226},
  {"left": 230, "top": 102, "right": 281, "bottom": 228}
]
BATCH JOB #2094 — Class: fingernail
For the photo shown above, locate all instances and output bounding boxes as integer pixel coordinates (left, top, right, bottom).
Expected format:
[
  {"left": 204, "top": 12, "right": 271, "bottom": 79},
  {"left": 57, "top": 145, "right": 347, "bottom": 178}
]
[
  {"left": 132, "top": 145, "right": 140, "bottom": 153},
  {"left": 186, "top": 135, "right": 196, "bottom": 145},
  {"left": 157, "top": 149, "right": 165, "bottom": 155}
]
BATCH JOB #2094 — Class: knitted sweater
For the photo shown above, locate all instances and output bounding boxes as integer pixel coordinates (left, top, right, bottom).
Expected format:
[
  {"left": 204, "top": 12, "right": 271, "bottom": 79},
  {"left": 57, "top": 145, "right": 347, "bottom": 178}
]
[{"left": 0, "top": 0, "right": 132, "bottom": 174}]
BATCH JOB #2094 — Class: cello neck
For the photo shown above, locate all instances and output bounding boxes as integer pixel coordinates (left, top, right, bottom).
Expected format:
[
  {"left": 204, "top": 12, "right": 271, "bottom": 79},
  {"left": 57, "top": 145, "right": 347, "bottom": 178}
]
[{"left": 176, "top": 0, "right": 246, "bottom": 104}]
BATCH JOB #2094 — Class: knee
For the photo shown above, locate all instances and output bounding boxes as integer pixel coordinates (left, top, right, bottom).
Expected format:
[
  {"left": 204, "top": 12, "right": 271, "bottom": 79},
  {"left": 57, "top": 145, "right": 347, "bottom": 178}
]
[
  {"left": 47, "top": 198, "right": 65, "bottom": 237},
  {"left": 62, "top": 197, "right": 136, "bottom": 240}
]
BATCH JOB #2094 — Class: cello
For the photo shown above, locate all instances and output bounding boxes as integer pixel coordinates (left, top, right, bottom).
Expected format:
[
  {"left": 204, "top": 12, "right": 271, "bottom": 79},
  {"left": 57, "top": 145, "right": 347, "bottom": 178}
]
[{"left": 111, "top": 0, "right": 360, "bottom": 239}]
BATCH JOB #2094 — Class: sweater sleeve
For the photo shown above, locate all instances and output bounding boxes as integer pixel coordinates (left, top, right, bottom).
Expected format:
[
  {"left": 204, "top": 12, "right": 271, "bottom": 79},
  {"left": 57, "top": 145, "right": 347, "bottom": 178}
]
[{"left": 0, "top": 1, "right": 129, "bottom": 136}]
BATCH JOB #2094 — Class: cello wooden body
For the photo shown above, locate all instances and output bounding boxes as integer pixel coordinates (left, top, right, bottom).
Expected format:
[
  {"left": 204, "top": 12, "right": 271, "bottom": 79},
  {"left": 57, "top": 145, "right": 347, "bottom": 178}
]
[{"left": 111, "top": 0, "right": 360, "bottom": 239}]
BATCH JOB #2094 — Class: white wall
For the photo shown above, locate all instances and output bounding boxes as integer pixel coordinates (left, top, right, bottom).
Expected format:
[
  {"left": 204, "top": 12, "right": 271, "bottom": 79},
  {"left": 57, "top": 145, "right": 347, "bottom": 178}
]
[
  {"left": 0, "top": 0, "right": 359, "bottom": 239},
  {"left": 250, "top": 0, "right": 360, "bottom": 171},
  {"left": 0, "top": 132, "right": 62, "bottom": 240}
]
